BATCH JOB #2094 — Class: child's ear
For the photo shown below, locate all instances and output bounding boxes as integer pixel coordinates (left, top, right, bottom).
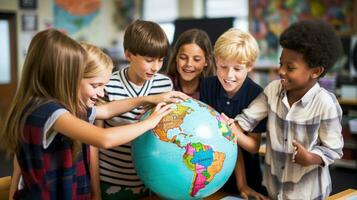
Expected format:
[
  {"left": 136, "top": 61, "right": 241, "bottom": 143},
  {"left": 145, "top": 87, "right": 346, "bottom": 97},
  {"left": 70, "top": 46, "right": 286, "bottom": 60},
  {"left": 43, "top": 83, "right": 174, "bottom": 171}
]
[
  {"left": 124, "top": 50, "right": 132, "bottom": 61},
  {"left": 247, "top": 64, "right": 253, "bottom": 72},
  {"left": 311, "top": 66, "right": 324, "bottom": 79}
]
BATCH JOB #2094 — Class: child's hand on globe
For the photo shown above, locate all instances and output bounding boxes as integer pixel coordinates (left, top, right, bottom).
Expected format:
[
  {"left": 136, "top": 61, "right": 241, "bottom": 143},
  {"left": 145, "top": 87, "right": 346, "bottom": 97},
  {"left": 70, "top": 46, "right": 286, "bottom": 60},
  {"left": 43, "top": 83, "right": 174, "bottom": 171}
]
[
  {"left": 150, "top": 91, "right": 190, "bottom": 104},
  {"left": 219, "top": 113, "right": 242, "bottom": 143},
  {"left": 146, "top": 102, "right": 173, "bottom": 129}
]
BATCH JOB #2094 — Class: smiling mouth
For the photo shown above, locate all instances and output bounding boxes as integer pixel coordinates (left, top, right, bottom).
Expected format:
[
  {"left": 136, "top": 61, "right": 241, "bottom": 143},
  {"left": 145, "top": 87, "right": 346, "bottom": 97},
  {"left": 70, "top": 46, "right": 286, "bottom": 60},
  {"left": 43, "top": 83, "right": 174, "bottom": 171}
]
[
  {"left": 146, "top": 73, "right": 154, "bottom": 77},
  {"left": 90, "top": 97, "right": 97, "bottom": 103},
  {"left": 182, "top": 69, "right": 194, "bottom": 73},
  {"left": 224, "top": 79, "right": 236, "bottom": 84}
]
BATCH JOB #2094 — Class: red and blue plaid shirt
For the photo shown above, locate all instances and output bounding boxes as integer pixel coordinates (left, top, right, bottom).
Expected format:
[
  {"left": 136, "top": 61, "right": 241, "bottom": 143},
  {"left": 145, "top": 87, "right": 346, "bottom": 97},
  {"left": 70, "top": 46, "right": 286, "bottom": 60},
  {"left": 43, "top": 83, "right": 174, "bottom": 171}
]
[{"left": 15, "top": 102, "right": 92, "bottom": 200}]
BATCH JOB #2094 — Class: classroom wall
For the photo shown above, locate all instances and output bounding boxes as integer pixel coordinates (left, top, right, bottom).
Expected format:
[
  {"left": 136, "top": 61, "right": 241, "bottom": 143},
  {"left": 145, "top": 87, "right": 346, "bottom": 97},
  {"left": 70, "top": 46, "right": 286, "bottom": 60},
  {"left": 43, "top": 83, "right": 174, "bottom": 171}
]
[
  {"left": 0, "top": 0, "right": 142, "bottom": 78},
  {"left": 0, "top": 0, "right": 203, "bottom": 79}
]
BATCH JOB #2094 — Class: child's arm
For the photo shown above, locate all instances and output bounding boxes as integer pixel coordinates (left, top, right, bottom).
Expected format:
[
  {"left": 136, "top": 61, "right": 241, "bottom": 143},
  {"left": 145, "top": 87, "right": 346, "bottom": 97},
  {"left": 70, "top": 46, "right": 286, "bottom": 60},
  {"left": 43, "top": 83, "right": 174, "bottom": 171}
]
[
  {"left": 292, "top": 102, "right": 344, "bottom": 167},
  {"left": 9, "top": 156, "right": 20, "bottom": 200},
  {"left": 90, "top": 145, "right": 101, "bottom": 200},
  {"left": 95, "top": 91, "right": 188, "bottom": 120},
  {"left": 53, "top": 103, "right": 172, "bottom": 149},
  {"left": 236, "top": 148, "right": 267, "bottom": 200},
  {"left": 221, "top": 113, "right": 261, "bottom": 153},
  {"left": 89, "top": 120, "right": 103, "bottom": 200},
  {"left": 292, "top": 140, "right": 323, "bottom": 166}
]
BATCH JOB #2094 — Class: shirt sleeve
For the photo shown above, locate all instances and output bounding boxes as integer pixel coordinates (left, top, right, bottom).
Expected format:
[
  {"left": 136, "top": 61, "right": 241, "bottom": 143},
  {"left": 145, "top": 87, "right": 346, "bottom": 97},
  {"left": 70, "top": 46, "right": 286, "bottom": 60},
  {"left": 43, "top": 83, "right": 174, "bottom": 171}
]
[
  {"left": 43, "top": 108, "right": 68, "bottom": 149},
  {"left": 252, "top": 117, "right": 267, "bottom": 133},
  {"left": 235, "top": 91, "right": 269, "bottom": 132},
  {"left": 310, "top": 100, "right": 344, "bottom": 167}
]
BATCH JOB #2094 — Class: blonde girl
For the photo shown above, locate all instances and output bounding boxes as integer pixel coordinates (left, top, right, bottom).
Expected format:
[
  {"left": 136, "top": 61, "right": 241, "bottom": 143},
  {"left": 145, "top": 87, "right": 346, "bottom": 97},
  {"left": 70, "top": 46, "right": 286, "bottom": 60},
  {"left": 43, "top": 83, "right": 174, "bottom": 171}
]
[{"left": 1, "top": 29, "right": 184, "bottom": 199}]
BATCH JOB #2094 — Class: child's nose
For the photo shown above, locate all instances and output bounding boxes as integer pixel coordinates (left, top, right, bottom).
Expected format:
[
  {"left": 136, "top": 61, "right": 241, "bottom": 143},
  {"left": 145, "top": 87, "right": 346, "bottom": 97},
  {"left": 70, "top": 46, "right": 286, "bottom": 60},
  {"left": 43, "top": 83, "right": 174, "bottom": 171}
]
[
  {"left": 98, "top": 88, "right": 105, "bottom": 97},
  {"left": 187, "top": 58, "right": 193, "bottom": 66},
  {"left": 278, "top": 67, "right": 286, "bottom": 76},
  {"left": 227, "top": 68, "right": 234, "bottom": 77},
  {"left": 151, "top": 61, "right": 161, "bottom": 72}
]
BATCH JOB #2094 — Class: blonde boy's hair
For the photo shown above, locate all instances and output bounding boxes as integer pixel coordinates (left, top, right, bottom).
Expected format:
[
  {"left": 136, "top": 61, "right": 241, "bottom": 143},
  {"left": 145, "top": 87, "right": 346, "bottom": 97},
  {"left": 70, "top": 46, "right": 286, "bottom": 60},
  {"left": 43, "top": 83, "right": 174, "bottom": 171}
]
[{"left": 214, "top": 28, "right": 259, "bottom": 66}]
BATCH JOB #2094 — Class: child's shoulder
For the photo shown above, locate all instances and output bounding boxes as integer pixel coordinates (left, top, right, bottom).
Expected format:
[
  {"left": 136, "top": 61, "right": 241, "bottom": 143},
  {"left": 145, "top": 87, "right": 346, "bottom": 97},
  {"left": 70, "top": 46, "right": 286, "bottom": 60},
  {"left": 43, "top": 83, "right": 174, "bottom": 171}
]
[
  {"left": 28, "top": 101, "right": 68, "bottom": 127},
  {"left": 201, "top": 76, "right": 219, "bottom": 86},
  {"left": 263, "top": 80, "right": 282, "bottom": 93},
  {"left": 314, "top": 87, "right": 339, "bottom": 106},
  {"left": 34, "top": 101, "right": 66, "bottom": 114},
  {"left": 245, "top": 77, "right": 263, "bottom": 92}
]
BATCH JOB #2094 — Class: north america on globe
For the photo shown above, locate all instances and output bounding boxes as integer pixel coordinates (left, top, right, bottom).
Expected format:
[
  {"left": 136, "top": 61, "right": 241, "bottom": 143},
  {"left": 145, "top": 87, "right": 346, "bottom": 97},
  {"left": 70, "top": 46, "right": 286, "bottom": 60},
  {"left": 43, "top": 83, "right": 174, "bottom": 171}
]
[
  {"left": 132, "top": 98, "right": 237, "bottom": 199},
  {"left": 152, "top": 99, "right": 233, "bottom": 197}
]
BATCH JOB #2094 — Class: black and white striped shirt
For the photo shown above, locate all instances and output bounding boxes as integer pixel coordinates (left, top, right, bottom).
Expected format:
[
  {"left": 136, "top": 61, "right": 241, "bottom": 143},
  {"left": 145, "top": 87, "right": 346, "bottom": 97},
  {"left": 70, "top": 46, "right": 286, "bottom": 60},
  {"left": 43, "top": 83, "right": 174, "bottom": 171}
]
[{"left": 99, "top": 67, "right": 173, "bottom": 193}]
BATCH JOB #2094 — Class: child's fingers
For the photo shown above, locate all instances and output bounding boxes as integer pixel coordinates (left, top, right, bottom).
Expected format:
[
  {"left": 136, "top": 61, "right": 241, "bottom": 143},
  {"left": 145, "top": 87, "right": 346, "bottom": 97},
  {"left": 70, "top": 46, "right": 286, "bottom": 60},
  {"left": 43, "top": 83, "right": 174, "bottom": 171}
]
[
  {"left": 220, "top": 112, "right": 229, "bottom": 120},
  {"left": 233, "top": 133, "right": 238, "bottom": 144},
  {"left": 152, "top": 102, "right": 166, "bottom": 112},
  {"left": 219, "top": 112, "right": 233, "bottom": 125},
  {"left": 155, "top": 103, "right": 172, "bottom": 114},
  {"left": 292, "top": 140, "right": 298, "bottom": 162},
  {"left": 170, "top": 91, "right": 190, "bottom": 101},
  {"left": 240, "top": 192, "right": 248, "bottom": 200}
]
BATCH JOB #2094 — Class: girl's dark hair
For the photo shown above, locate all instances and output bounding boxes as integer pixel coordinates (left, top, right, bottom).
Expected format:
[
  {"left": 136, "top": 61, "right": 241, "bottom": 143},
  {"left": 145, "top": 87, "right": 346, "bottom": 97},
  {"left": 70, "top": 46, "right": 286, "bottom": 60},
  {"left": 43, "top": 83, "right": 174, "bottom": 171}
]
[{"left": 280, "top": 20, "right": 343, "bottom": 77}]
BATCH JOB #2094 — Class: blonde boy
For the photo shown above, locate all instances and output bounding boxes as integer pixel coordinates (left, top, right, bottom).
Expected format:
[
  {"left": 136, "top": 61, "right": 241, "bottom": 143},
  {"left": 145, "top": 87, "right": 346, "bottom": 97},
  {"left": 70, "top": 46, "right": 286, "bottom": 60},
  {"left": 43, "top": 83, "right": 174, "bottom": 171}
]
[{"left": 200, "top": 28, "right": 268, "bottom": 199}]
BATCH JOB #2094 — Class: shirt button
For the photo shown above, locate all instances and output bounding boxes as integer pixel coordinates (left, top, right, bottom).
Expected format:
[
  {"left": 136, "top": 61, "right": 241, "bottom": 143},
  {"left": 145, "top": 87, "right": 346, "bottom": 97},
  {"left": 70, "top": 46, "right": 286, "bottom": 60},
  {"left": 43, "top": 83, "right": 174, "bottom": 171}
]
[
  {"left": 226, "top": 101, "right": 230, "bottom": 105},
  {"left": 281, "top": 166, "right": 285, "bottom": 170}
]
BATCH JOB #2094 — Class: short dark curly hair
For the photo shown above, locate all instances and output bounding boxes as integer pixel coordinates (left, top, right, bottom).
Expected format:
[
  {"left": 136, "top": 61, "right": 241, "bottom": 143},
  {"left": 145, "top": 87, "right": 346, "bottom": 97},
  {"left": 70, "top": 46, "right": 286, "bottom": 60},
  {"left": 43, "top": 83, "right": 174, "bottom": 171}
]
[{"left": 280, "top": 20, "right": 343, "bottom": 77}]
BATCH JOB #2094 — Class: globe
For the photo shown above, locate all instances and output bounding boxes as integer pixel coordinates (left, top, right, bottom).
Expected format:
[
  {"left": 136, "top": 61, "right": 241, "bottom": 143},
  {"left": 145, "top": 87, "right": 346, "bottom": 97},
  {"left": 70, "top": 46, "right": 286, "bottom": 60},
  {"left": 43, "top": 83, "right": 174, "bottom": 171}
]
[{"left": 132, "top": 99, "right": 238, "bottom": 199}]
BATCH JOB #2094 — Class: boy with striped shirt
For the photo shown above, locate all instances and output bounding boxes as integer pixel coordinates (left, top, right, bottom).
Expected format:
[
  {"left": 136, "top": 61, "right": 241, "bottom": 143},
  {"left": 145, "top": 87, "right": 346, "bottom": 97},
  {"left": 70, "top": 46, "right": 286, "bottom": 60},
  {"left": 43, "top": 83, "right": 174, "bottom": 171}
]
[{"left": 90, "top": 19, "right": 173, "bottom": 199}]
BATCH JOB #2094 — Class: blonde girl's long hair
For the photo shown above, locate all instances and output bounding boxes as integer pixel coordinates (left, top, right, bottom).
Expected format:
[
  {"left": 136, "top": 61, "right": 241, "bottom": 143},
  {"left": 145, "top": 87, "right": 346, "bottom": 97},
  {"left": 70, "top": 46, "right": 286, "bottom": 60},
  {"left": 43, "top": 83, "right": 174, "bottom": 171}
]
[
  {"left": 80, "top": 42, "right": 113, "bottom": 79},
  {"left": 0, "top": 29, "right": 87, "bottom": 157},
  {"left": 80, "top": 42, "right": 114, "bottom": 106}
]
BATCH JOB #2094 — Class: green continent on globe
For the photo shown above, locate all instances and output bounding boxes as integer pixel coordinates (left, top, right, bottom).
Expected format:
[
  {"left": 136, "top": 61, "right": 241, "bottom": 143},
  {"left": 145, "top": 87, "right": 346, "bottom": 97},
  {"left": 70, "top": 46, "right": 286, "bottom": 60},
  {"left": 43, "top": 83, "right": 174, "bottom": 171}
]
[
  {"left": 183, "top": 142, "right": 225, "bottom": 197},
  {"left": 152, "top": 103, "right": 193, "bottom": 145}
]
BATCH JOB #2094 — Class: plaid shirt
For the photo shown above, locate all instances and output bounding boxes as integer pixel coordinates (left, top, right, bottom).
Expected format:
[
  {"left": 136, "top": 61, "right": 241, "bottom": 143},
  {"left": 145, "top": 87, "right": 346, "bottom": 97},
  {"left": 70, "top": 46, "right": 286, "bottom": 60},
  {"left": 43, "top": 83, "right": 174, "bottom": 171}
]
[
  {"left": 15, "top": 102, "right": 94, "bottom": 200},
  {"left": 236, "top": 80, "right": 343, "bottom": 200}
]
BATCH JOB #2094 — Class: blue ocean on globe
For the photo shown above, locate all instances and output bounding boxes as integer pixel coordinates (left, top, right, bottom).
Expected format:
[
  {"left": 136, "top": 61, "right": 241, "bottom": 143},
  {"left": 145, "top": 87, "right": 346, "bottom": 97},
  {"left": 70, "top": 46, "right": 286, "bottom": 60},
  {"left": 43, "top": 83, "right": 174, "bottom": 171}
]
[{"left": 132, "top": 99, "right": 238, "bottom": 199}]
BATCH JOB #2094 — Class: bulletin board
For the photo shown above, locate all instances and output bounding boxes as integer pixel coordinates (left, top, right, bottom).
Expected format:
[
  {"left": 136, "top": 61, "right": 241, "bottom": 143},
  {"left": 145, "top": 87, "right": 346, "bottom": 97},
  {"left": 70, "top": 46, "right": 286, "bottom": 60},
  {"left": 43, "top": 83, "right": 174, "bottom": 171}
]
[{"left": 249, "top": 0, "right": 357, "bottom": 68}]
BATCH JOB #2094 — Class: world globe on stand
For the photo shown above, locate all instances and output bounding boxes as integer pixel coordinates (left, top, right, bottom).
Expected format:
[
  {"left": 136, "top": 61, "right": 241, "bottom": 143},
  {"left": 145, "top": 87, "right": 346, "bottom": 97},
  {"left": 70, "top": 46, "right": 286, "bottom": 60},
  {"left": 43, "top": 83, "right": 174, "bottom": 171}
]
[{"left": 132, "top": 99, "right": 238, "bottom": 199}]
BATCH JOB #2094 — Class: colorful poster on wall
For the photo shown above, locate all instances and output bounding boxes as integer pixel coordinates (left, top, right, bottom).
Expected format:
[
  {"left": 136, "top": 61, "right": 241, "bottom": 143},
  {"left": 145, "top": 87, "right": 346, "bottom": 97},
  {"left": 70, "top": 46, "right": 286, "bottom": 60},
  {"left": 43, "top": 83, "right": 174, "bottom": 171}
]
[
  {"left": 250, "top": 0, "right": 356, "bottom": 68},
  {"left": 54, "top": 0, "right": 101, "bottom": 34}
]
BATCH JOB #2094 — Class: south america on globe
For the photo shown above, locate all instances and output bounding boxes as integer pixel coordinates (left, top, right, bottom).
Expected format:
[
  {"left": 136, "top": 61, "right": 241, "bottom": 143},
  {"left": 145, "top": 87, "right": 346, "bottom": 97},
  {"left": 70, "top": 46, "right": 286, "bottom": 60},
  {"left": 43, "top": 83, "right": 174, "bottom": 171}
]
[{"left": 132, "top": 99, "right": 238, "bottom": 199}]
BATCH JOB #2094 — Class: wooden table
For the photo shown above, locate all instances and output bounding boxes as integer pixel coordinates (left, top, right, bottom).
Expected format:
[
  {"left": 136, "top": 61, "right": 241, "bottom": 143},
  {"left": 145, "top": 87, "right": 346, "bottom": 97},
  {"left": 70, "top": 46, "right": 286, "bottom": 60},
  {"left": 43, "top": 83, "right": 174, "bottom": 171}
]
[{"left": 327, "top": 189, "right": 357, "bottom": 200}]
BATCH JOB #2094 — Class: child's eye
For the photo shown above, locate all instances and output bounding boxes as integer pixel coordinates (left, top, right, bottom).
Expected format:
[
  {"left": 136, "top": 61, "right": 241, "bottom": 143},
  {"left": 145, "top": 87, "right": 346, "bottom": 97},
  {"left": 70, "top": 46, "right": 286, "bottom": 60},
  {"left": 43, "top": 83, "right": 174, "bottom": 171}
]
[
  {"left": 234, "top": 68, "right": 241, "bottom": 72},
  {"left": 91, "top": 84, "right": 98, "bottom": 89},
  {"left": 287, "top": 66, "right": 295, "bottom": 71},
  {"left": 219, "top": 65, "right": 227, "bottom": 69},
  {"left": 179, "top": 55, "right": 187, "bottom": 60},
  {"left": 194, "top": 58, "right": 202, "bottom": 62}
]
